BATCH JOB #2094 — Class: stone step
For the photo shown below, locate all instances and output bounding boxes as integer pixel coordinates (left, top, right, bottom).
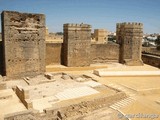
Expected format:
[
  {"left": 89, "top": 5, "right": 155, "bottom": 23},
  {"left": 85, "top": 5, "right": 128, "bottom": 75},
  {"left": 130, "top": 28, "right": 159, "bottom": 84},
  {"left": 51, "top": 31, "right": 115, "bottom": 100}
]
[{"left": 110, "top": 97, "right": 136, "bottom": 110}]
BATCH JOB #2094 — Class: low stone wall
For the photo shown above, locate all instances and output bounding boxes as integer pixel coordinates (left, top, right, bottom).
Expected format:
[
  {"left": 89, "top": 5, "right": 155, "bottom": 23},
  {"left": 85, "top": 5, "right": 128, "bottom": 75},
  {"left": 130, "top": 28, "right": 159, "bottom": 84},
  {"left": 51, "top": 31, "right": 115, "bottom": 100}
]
[
  {"left": 142, "top": 54, "right": 160, "bottom": 68},
  {"left": 4, "top": 92, "right": 126, "bottom": 120},
  {"left": 91, "top": 43, "right": 119, "bottom": 63},
  {"left": 142, "top": 47, "right": 160, "bottom": 56},
  {"left": 15, "top": 86, "right": 32, "bottom": 109},
  {"left": 4, "top": 110, "right": 36, "bottom": 120},
  {"left": 46, "top": 42, "right": 62, "bottom": 65}
]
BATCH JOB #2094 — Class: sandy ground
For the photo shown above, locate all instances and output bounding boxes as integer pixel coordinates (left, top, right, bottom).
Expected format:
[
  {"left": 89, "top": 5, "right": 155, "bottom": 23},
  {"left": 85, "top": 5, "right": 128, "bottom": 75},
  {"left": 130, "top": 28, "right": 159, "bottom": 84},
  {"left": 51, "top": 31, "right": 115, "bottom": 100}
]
[
  {"left": 46, "top": 63, "right": 160, "bottom": 120},
  {"left": 1, "top": 63, "right": 160, "bottom": 120},
  {"left": 46, "top": 63, "right": 109, "bottom": 72},
  {"left": 0, "top": 89, "right": 26, "bottom": 119}
]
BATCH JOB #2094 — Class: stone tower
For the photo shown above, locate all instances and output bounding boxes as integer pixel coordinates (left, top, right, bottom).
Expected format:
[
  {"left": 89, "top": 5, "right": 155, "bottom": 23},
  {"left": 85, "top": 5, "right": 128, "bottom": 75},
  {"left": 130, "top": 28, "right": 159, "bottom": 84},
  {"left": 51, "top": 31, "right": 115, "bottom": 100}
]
[
  {"left": 1, "top": 11, "right": 46, "bottom": 78},
  {"left": 63, "top": 23, "right": 91, "bottom": 67},
  {"left": 94, "top": 29, "right": 108, "bottom": 44},
  {"left": 116, "top": 22, "right": 143, "bottom": 66}
]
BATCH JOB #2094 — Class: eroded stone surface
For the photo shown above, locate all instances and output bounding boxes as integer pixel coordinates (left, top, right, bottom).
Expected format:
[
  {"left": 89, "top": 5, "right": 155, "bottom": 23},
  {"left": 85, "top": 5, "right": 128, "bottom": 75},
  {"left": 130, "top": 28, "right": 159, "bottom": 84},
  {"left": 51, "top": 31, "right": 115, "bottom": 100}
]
[
  {"left": 117, "top": 22, "right": 143, "bottom": 66},
  {"left": 1, "top": 11, "right": 46, "bottom": 78},
  {"left": 63, "top": 23, "right": 91, "bottom": 67}
]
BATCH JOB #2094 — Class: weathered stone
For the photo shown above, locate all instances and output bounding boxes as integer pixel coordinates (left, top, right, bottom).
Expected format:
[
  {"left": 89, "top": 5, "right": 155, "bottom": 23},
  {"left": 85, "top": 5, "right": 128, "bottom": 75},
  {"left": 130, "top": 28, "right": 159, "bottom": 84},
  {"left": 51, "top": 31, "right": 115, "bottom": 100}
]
[
  {"left": 62, "top": 23, "right": 91, "bottom": 67},
  {"left": 44, "top": 73, "right": 54, "bottom": 80},
  {"left": 61, "top": 74, "right": 70, "bottom": 80},
  {"left": 94, "top": 29, "right": 108, "bottom": 44},
  {"left": 116, "top": 22, "right": 143, "bottom": 66},
  {"left": 75, "top": 77, "right": 85, "bottom": 82},
  {"left": 1, "top": 11, "right": 46, "bottom": 78}
]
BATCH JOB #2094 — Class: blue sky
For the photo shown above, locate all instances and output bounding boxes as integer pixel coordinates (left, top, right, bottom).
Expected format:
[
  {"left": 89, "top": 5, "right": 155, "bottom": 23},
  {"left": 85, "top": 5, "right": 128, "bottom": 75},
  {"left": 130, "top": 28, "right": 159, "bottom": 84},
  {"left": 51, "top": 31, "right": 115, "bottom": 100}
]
[{"left": 0, "top": 0, "right": 160, "bottom": 33}]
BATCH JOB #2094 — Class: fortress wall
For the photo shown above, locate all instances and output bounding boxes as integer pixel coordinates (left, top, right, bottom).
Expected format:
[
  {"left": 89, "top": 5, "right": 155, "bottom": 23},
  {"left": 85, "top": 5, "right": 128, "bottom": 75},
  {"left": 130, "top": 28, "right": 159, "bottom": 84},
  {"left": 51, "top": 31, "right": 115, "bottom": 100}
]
[
  {"left": 142, "top": 54, "right": 160, "bottom": 68},
  {"left": 142, "top": 47, "right": 160, "bottom": 56},
  {"left": 46, "top": 42, "right": 62, "bottom": 65},
  {"left": 45, "top": 42, "right": 119, "bottom": 65},
  {"left": 90, "top": 43, "right": 119, "bottom": 63}
]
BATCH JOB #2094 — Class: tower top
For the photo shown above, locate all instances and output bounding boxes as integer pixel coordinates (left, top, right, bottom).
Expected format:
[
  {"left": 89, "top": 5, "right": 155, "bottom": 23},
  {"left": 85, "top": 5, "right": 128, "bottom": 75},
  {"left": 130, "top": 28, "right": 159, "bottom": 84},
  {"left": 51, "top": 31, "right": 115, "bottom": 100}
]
[
  {"left": 63, "top": 23, "right": 91, "bottom": 28},
  {"left": 117, "top": 22, "right": 143, "bottom": 29}
]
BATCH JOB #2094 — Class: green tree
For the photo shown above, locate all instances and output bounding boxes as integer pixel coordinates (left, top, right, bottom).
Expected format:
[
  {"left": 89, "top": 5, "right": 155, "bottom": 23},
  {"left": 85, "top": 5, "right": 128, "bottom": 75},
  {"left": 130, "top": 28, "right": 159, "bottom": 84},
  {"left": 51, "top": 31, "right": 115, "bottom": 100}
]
[{"left": 155, "top": 36, "right": 160, "bottom": 50}]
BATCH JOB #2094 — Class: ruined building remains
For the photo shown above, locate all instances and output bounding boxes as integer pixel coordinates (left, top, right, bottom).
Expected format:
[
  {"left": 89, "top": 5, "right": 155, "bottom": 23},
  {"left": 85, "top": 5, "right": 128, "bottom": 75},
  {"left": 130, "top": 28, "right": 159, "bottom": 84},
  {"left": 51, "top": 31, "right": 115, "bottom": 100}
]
[
  {"left": 63, "top": 23, "right": 91, "bottom": 67},
  {"left": 1, "top": 11, "right": 46, "bottom": 78},
  {"left": 94, "top": 29, "right": 108, "bottom": 44},
  {"left": 0, "top": 10, "right": 144, "bottom": 79},
  {"left": 116, "top": 22, "right": 143, "bottom": 66}
]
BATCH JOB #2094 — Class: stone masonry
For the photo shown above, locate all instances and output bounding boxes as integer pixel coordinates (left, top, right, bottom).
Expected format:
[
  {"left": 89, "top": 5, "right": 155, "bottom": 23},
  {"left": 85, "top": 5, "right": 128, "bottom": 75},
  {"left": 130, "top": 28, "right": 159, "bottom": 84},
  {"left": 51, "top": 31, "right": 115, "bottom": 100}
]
[
  {"left": 94, "top": 29, "right": 108, "bottom": 44},
  {"left": 1, "top": 11, "right": 46, "bottom": 78},
  {"left": 63, "top": 23, "right": 91, "bottom": 67},
  {"left": 116, "top": 22, "right": 143, "bottom": 66}
]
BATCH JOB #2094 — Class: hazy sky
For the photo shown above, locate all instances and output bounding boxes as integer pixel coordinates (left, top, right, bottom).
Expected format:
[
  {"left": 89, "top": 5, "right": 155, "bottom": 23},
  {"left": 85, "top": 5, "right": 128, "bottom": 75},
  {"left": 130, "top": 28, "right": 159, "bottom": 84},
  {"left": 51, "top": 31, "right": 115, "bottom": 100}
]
[{"left": 0, "top": 0, "right": 160, "bottom": 33}]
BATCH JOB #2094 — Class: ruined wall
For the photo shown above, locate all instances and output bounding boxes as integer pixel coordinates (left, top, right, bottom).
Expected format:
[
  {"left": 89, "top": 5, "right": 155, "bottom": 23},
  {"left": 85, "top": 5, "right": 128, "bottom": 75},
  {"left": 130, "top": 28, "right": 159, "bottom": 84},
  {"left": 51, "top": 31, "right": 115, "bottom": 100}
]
[
  {"left": 4, "top": 92, "right": 126, "bottom": 120},
  {"left": 91, "top": 42, "right": 119, "bottom": 63},
  {"left": 46, "top": 42, "right": 62, "bottom": 65},
  {"left": 117, "top": 22, "right": 143, "bottom": 66},
  {"left": 63, "top": 23, "right": 91, "bottom": 67},
  {"left": 142, "top": 54, "right": 160, "bottom": 68},
  {"left": 1, "top": 11, "right": 46, "bottom": 78}
]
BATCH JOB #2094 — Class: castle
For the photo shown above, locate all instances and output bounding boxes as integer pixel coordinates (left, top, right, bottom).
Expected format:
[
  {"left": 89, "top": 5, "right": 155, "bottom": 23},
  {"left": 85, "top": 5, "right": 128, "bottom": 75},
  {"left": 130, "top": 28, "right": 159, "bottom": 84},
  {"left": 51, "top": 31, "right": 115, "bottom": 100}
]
[{"left": 0, "top": 11, "right": 143, "bottom": 78}]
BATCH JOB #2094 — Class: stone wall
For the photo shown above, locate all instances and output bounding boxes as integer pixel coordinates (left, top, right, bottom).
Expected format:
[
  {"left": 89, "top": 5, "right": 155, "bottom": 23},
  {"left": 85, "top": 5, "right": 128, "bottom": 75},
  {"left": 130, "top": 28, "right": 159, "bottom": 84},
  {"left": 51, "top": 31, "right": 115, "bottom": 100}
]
[
  {"left": 63, "top": 23, "right": 91, "bottom": 67},
  {"left": 94, "top": 29, "right": 108, "bottom": 44},
  {"left": 91, "top": 42, "right": 119, "bottom": 63},
  {"left": 142, "top": 54, "right": 160, "bottom": 68},
  {"left": 4, "top": 92, "right": 126, "bottom": 120},
  {"left": 0, "top": 41, "right": 3, "bottom": 75},
  {"left": 142, "top": 47, "right": 160, "bottom": 56},
  {"left": 45, "top": 42, "right": 119, "bottom": 65},
  {"left": 46, "top": 42, "right": 62, "bottom": 65},
  {"left": 1, "top": 11, "right": 46, "bottom": 78},
  {"left": 4, "top": 110, "right": 36, "bottom": 120},
  {"left": 117, "top": 22, "right": 143, "bottom": 66}
]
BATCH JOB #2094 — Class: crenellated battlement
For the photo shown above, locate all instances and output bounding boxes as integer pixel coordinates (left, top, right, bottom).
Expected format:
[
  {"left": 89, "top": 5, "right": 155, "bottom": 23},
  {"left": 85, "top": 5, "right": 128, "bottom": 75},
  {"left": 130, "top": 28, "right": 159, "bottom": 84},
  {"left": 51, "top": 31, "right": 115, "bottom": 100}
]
[
  {"left": 64, "top": 23, "right": 91, "bottom": 28},
  {"left": 117, "top": 22, "right": 143, "bottom": 29}
]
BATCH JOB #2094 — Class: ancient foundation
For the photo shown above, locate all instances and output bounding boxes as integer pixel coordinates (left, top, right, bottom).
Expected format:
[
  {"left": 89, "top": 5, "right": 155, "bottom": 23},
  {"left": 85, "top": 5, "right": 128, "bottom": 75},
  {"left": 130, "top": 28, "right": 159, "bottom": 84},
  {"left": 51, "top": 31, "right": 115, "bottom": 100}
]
[
  {"left": 1, "top": 11, "right": 46, "bottom": 78},
  {"left": 116, "top": 22, "right": 143, "bottom": 66},
  {"left": 63, "top": 23, "right": 91, "bottom": 67}
]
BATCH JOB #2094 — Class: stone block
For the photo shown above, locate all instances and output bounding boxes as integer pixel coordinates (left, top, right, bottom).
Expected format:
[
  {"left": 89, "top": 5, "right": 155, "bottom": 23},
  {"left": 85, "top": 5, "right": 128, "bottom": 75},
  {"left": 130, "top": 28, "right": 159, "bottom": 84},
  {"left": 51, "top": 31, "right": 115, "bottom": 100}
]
[
  {"left": 44, "top": 73, "right": 54, "bottom": 80},
  {"left": 61, "top": 74, "right": 70, "bottom": 80}
]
